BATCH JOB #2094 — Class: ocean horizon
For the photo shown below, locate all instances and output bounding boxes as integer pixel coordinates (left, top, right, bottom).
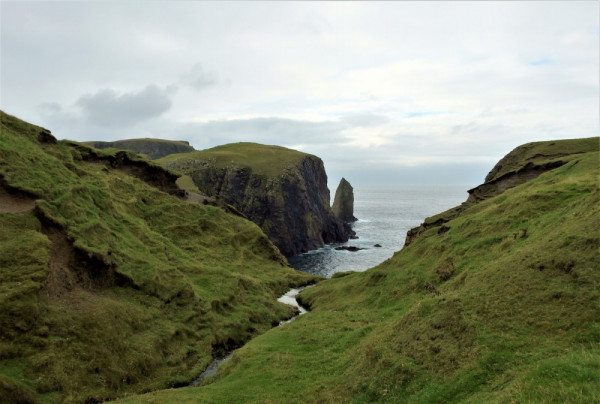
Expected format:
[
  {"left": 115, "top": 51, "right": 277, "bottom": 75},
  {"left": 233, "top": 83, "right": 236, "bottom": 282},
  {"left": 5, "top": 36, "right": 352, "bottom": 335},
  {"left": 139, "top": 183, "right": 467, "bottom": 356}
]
[{"left": 289, "top": 184, "right": 470, "bottom": 277}]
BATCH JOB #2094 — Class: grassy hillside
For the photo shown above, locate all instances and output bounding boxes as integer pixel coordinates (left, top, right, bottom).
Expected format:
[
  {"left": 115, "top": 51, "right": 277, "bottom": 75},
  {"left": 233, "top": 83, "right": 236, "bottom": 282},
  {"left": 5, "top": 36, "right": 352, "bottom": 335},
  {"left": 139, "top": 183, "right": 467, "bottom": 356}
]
[
  {"left": 405, "top": 137, "right": 599, "bottom": 247},
  {"left": 484, "top": 137, "right": 599, "bottom": 182},
  {"left": 84, "top": 138, "right": 194, "bottom": 160},
  {"left": 157, "top": 142, "right": 309, "bottom": 177},
  {"left": 118, "top": 138, "right": 599, "bottom": 403},
  {"left": 0, "top": 111, "right": 317, "bottom": 403}
]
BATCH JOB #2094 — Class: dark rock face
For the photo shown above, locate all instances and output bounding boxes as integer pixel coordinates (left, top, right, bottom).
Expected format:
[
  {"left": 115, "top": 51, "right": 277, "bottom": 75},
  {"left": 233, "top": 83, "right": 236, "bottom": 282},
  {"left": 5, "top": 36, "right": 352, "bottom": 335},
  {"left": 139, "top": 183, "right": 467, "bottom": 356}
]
[
  {"left": 332, "top": 177, "right": 357, "bottom": 223},
  {"left": 172, "top": 152, "right": 351, "bottom": 257}
]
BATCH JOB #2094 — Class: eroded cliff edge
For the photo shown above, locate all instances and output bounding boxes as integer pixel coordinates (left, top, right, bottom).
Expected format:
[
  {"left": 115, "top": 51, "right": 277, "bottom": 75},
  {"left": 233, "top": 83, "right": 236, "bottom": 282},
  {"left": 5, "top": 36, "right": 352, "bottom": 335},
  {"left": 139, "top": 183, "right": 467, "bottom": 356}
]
[
  {"left": 158, "top": 142, "right": 352, "bottom": 256},
  {"left": 404, "top": 137, "right": 599, "bottom": 247},
  {"left": 84, "top": 138, "right": 194, "bottom": 159}
]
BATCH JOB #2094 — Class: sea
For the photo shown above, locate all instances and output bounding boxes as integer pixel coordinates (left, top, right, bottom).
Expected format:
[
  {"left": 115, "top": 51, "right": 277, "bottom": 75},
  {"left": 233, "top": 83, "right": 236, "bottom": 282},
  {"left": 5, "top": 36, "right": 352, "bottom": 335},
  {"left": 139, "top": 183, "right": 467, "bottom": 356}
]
[{"left": 288, "top": 184, "right": 470, "bottom": 278}]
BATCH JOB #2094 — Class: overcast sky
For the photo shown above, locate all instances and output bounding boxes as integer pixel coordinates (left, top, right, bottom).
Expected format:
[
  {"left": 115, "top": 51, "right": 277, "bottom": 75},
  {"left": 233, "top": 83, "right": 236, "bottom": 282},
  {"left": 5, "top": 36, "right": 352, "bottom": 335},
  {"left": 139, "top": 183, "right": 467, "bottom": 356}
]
[{"left": 1, "top": 1, "right": 598, "bottom": 189}]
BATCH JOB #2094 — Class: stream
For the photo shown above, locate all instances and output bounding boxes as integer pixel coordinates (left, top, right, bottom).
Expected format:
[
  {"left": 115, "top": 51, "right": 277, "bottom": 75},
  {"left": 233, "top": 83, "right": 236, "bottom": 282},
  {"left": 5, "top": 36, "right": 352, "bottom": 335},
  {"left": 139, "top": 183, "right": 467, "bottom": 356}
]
[{"left": 188, "top": 286, "right": 310, "bottom": 386}]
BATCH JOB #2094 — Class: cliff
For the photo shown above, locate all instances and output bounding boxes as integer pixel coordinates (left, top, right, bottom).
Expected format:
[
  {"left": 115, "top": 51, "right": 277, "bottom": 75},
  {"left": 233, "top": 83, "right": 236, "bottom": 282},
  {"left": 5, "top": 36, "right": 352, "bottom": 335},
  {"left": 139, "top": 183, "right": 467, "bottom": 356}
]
[
  {"left": 84, "top": 138, "right": 194, "bottom": 159},
  {"left": 158, "top": 143, "right": 351, "bottom": 256},
  {"left": 331, "top": 177, "right": 357, "bottom": 223},
  {"left": 405, "top": 137, "right": 599, "bottom": 247}
]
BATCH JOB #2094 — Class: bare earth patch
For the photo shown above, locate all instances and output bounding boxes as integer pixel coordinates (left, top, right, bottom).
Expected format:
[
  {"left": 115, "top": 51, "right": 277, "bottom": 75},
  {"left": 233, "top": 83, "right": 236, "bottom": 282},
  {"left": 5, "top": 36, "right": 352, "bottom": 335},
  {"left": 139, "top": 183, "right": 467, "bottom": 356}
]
[
  {"left": 41, "top": 224, "right": 133, "bottom": 299},
  {"left": 0, "top": 184, "right": 36, "bottom": 213}
]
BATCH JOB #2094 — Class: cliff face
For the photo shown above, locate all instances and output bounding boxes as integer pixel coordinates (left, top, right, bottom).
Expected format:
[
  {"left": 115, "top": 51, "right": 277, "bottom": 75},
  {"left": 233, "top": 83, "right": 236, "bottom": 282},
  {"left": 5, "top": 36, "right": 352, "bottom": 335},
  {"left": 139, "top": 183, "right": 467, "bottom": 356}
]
[
  {"left": 332, "top": 177, "right": 357, "bottom": 223},
  {"left": 84, "top": 138, "right": 194, "bottom": 159},
  {"left": 158, "top": 143, "right": 351, "bottom": 256}
]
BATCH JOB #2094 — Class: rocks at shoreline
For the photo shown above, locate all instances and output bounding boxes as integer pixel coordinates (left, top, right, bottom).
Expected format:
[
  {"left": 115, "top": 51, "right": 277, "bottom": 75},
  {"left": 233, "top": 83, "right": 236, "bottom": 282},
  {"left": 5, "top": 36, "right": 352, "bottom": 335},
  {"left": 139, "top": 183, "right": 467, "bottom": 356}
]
[{"left": 335, "top": 246, "right": 364, "bottom": 252}]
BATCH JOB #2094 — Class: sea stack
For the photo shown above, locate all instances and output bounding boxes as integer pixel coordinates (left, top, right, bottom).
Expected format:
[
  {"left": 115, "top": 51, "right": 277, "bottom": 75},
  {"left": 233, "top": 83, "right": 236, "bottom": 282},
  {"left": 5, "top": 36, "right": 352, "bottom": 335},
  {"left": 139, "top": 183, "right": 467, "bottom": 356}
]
[{"left": 332, "top": 177, "right": 357, "bottom": 223}]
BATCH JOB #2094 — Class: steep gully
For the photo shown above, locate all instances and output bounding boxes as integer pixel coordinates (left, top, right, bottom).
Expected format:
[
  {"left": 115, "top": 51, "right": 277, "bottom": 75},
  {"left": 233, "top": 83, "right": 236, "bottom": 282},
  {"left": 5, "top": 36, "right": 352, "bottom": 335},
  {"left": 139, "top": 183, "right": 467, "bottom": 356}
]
[{"left": 188, "top": 286, "right": 312, "bottom": 387}]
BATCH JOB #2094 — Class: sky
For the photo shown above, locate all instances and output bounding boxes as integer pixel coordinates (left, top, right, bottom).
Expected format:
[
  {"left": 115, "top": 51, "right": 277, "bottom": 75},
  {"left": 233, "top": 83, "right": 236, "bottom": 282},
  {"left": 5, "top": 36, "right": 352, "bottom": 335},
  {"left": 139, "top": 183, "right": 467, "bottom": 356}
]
[{"left": 1, "top": 1, "right": 598, "bottom": 189}]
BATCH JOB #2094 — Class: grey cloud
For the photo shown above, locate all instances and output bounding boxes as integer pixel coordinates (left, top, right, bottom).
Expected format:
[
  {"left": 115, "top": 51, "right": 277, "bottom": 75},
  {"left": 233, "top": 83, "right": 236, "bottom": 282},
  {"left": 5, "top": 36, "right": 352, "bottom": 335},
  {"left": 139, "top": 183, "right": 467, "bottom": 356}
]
[
  {"left": 181, "top": 117, "right": 347, "bottom": 148},
  {"left": 179, "top": 64, "right": 218, "bottom": 91},
  {"left": 76, "top": 85, "right": 172, "bottom": 127},
  {"left": 341, "top": 113, "right": 390, "bottom": 127},
  {"left": 37, "top": 102, "right": 62, "bottom": 115}
]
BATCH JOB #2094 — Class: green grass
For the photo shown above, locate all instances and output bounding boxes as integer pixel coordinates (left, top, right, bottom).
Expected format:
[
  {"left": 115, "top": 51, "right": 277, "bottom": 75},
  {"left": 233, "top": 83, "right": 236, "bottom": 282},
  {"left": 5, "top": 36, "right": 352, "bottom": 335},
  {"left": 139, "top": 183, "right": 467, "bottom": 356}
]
[
  {"left": 0, "top": 111, "right": 318, "bottom": 403},
  {"left": 157, "top": 142, "right": 310, "bottom": 177},
  {"left": 484, "top": 137, "right": 599, "bottom": 182},
  {"left": 176, "top": 175, "right": 201, "bottom": 193},
  {"left": 117, "top": 139, "right": 599, "bottom": 403},
  {"left": 84, "top": 138, "right": 194, "bottom": 160}
]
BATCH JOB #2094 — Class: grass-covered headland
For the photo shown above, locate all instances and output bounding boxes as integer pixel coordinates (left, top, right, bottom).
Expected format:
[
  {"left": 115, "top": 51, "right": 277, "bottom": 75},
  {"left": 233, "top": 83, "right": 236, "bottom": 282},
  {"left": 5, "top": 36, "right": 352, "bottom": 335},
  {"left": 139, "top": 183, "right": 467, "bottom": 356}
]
[
  {"left": 118, "top": 137, "right": 599, "bottom": 403},
  {"left": 0, "top": 111, "right": 317, "bottom": 403}
]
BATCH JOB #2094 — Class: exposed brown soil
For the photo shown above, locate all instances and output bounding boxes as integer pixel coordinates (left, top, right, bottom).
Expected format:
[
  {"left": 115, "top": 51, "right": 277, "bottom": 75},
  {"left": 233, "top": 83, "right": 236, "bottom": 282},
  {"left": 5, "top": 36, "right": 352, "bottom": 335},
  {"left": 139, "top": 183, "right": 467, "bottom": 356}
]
[
  {"left": 40, "top": 223, "right": 133, "bottom": 299},
  {"left": 467, "top": 160, "right": 566, "bottom": 203},
  {"left": 0, "top": 178, "right": 36, "bottom": 213}
]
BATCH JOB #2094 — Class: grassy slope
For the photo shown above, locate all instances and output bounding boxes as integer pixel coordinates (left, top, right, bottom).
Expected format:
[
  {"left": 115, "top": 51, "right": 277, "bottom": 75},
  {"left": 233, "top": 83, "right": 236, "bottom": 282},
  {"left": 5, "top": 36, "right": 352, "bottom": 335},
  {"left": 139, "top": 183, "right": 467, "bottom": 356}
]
[
  {"left": 157, "top": 142, "right": 309, "bottom": 177},
  {"left": 421, "top": 137, "right": 599, "bottom": 228},
  {"left": 0, "top": 111, "right": 317, "bottom": 403},
  {"left": 84, "top": 138, "right": 194, "bottom": 160},
  {"left": 484, "top": 137, "right": 599, "bottom": 182},
  {"left": 120, "top": 139, "right": 599, "bottom": 403}
]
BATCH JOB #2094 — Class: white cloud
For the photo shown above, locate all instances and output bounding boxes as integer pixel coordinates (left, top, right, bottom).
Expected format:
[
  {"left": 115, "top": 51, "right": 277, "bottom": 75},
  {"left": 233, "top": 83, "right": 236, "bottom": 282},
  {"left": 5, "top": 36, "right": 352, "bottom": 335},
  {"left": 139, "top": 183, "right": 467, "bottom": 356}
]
[{"left": 0, "top": 1, "right": 597, "bottom": 186}]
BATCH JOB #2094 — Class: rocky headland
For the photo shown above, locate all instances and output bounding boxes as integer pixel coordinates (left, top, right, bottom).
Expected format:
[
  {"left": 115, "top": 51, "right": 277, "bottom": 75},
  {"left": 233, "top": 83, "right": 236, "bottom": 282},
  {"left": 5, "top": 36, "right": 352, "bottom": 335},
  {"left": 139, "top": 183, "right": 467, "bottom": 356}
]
[{"left": 158, "top": 142, "right": 355, "bottom": 256}]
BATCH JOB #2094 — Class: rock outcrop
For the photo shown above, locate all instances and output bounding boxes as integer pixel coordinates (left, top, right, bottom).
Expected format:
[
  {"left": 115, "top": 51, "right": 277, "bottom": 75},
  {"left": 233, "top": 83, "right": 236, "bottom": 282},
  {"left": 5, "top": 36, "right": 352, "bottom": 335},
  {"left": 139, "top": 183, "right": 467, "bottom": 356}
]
[
  {"left": 332, "top": 177, "right": 357, "bottom": 223},
  {"left": 85, "top": 138, "right": 194, "bottom": 159},
  {"left": 158, "top": 142, "right": 352, "bottom": 256}
]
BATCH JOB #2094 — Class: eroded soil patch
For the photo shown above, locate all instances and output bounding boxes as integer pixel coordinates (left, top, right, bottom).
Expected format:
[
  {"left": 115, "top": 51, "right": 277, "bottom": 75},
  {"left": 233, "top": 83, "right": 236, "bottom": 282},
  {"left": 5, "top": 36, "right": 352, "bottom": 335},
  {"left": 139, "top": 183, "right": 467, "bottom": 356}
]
[
  {"left": 0, "top": 179, "right": 36, "bottom": 213},
  {"left": 41, "top": 224, "right": 132, "bottom": 299}
]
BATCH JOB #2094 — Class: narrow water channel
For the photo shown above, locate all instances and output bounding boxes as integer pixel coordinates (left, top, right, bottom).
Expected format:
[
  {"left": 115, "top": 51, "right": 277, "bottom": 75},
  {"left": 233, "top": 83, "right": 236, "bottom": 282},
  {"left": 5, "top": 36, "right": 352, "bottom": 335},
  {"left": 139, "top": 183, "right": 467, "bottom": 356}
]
[{"left": 188, "top": 286, "right": 311, "bottom": 386}]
